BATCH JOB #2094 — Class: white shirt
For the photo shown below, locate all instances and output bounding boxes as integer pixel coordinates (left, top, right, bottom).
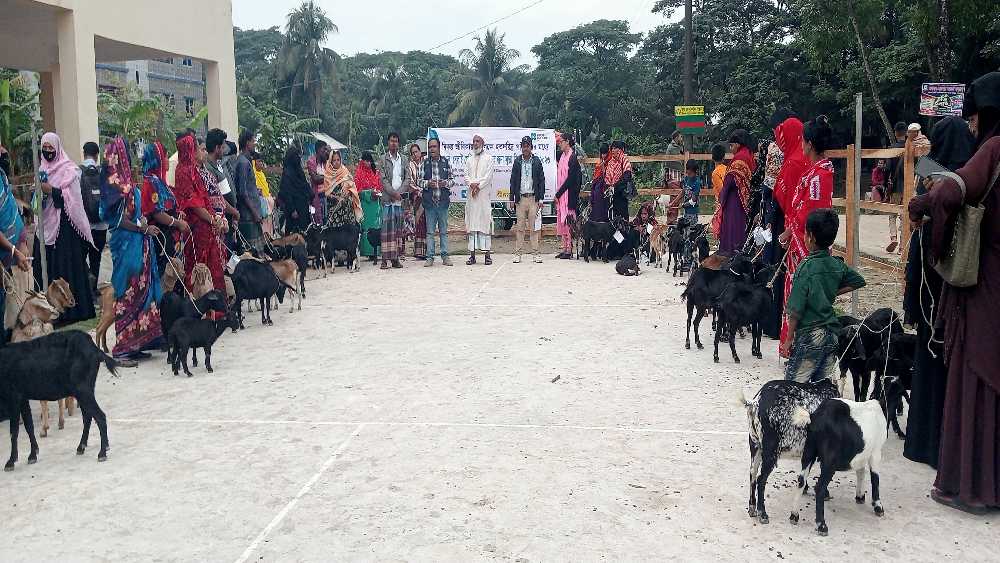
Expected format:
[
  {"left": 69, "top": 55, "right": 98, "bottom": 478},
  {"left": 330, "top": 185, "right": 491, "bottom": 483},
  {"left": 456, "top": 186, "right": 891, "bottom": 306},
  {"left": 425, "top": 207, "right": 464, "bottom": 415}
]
[{"left": 389, "top": 153, "right": 403, "bottom": 190}]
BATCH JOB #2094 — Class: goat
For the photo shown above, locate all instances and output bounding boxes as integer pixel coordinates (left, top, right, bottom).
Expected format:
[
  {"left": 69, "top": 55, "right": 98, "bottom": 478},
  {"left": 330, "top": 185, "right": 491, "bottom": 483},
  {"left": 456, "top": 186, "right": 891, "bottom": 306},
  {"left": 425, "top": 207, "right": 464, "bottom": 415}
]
[
  {"left": 96, "top": 256, "right": 182, "bottom": 354},
  {"left": 268, "top": 233, "right": 308, "bottom": 297},
  {"left": 737, "top": 377, "right": 843, "bottom": 524},
  {"left": 836, "top": 309, "right": 905, "bottom": 403},
  {"left": 366, "top": 228, "right": 381, "bottom": 261},
  {"left": 230, "top": 258, "right": 294, "bottom": 328},
  {"left": 167, "top": 316, "right": 237, "bottom": 377},
  {"left": 161, "top": 290, "right": 230, "bottom": 366},
  {"left": 11, "top": 279, "right": 77, "bottom": 438},
  {"left": 666, "top": 224, "right": 685, "bottom": 275},
  {"left": 1, "top": 330, "right": 117, "bottom": 471},
  {"left": 303, "top": 223, "right": 326, "bottom": 272},
  {"left": 681, "top": 254, "right": 750, "bottom": 350},
  {"left": 581, "top": 220, "right": 614, "bottom": 263},
  {"left": 603, "top": 219, "right": 636, "bottom": 261},
  {"left": 866, "top": 332, "right": 916, "bottom": 439},
  {"left": 789, "top": 398, "right": 888, "bottom": 535},
  {"left": 615, "top": 254, "right": 640, "bottom": 276},
  {"left": 269, "top": 259, "right": 302, "bottom": 313},
  {"left": 322, "top": 223, "right": 361, "bottom": 273},
  {"left": 713, "top": 262, "right": 775, "bottom": 363},
  {"left": 647, "top": 224, "right": 670, "bottom": 268}
]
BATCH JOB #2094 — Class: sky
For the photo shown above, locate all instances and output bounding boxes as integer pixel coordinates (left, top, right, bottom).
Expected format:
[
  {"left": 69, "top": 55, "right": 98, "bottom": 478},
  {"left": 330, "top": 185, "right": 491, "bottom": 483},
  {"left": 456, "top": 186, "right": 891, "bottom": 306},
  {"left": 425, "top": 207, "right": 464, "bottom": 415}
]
[{"left": 232, "top": 0, "right": 680, "bottom": 67}]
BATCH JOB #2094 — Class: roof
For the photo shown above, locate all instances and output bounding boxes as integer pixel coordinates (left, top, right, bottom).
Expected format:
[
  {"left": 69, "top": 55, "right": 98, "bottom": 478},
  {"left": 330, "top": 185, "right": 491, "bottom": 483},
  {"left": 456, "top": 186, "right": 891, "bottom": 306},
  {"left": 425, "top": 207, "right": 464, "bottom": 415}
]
[{"left": 311, "top": 132, "right": 348, "bottom": 150}]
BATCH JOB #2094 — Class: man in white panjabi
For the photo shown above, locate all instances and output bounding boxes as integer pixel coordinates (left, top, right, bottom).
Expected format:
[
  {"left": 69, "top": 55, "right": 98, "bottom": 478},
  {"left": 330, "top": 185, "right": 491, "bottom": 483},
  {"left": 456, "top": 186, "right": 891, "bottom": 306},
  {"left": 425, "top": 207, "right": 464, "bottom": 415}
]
[{"left": 464, "top": 134, "right": 495, "bottom": 265}]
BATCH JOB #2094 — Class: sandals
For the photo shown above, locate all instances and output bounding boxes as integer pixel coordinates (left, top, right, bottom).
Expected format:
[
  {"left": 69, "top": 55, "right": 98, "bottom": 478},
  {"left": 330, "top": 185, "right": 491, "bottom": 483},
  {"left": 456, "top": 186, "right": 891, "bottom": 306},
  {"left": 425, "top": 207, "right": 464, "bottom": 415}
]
[
  {"left": 467, "top": 256, "right": 477, "bottom": 265},
  {"left": 380, "top": 262, "right": 389, "bottom": 270}
]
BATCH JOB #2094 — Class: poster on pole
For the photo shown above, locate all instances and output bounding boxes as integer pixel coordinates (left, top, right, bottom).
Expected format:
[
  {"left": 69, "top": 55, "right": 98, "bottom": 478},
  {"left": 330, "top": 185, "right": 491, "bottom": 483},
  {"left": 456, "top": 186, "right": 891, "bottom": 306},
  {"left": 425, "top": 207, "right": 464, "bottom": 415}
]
[
  {"left": 919, "top": 83, "right": 965, "bottom": 117},
  {"left": 427, "top": 127, "right": 557, "bottom": 202},
  {"left": 674, "top": 105, "right": 706, "bottom": 135}
]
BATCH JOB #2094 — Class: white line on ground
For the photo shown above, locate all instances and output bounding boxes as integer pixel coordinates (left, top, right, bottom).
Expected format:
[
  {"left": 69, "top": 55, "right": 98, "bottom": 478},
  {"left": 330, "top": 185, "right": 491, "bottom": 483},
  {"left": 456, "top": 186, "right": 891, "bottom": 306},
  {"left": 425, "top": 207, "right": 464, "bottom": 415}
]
[
  {"left": 467, "top": 262, "right": 507, "bottom": 306},
  {"left": 112, "top": 418, "right": 742, "bottom": 436},
  {"left": 233, "top": 423, "right": 365, "bottom": 563}
]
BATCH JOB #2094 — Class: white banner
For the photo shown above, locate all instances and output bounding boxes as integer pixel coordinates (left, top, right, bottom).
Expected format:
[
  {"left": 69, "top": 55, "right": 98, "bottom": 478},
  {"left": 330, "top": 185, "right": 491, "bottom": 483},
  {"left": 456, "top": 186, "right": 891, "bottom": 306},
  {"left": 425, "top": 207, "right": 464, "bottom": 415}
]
[{"left": 427, "top": 127, "right": 557, "bottom": 202}]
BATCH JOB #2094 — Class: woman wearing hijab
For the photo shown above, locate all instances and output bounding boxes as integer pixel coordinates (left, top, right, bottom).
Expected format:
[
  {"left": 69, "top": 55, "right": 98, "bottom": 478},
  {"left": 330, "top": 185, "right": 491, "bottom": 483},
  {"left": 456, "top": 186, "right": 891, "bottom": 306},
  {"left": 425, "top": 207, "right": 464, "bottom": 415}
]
[
  {"left": 276, "top": 143, "right": 313, "bottom": 234},
  {"left": 712, "top": 129, "right": 756, "bottom": 253},
  {"left": 141, "top": 140, "right": 189, "bottom": 277},
  {"left": 322, "top": 151, "right": 362, "bottom": 228},
  {"left": 902, "top": 116, "right": 976, "bottom": 469},
  {"left": 33, "top": 132, "right": 96, "bottom": 324},
  {"left": 778, "top": 116, "right": 834, "bottom": 356},
  {"left": 606, "top": 140, "right": 634, "bottom": 221},
  {"left": 764, "top": 116, "right": 809, "bottom": 338},
  {"left": 355, "top": 151, "right": 382, "bottom": 260},
  {"left": 101, "top": 137, "right": 163, "bottom": 362},
  {"left": 174, "top": 135, "right": 227, "bottom": 297},
  {"left": 590, "top": 143, "right": 611, "bottom": 223},
  {"left": 909, "top": 72, "right": 1000, "bottom": 513}
]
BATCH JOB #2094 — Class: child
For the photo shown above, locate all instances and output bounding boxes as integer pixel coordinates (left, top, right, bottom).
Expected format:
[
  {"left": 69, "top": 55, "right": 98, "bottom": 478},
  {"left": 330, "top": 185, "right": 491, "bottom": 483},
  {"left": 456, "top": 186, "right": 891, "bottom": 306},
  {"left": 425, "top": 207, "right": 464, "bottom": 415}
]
[
  {"left": 710, "top": 144, "right": 728, "bottom": 199},
  {"left": 682, "top": 159, "right": 702, "bottom": 221},
  {"left": 870, "top": 159, "right": 886, "bottom": 202},
  {"left": 781, "top": 209, "right": 866, "bottom": 383}
]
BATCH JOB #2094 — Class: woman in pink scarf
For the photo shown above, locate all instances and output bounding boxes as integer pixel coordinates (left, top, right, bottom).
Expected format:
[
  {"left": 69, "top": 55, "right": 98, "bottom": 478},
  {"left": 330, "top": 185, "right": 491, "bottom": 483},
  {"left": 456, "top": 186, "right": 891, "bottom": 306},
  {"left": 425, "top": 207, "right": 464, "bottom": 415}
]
[
  {"left": 33, "top": 131, "right": 96, "bottom": 323},
  {"left": 554, "top": 132, "right": 582, "bottom": 258}
]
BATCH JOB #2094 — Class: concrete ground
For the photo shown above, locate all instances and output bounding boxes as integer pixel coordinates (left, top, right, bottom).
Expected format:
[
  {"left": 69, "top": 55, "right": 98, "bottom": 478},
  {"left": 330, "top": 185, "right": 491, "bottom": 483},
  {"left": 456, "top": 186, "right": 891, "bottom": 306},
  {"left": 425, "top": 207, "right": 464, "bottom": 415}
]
[
  {"left": 835, "top": 213, "right": 905, "bottom": 263},
  {"left": 2, "top": 255, "right": 993, "bottom": 562}
]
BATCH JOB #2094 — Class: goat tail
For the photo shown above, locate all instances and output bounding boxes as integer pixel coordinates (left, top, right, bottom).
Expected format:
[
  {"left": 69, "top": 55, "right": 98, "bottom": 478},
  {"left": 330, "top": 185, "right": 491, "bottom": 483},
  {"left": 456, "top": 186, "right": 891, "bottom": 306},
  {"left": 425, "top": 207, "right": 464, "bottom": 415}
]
[
  {"left": 791, "top": 406, "right": 812, "bottom": 428},
  {"left": 102, "top": 353, "right": 120, "bottom": 377}
]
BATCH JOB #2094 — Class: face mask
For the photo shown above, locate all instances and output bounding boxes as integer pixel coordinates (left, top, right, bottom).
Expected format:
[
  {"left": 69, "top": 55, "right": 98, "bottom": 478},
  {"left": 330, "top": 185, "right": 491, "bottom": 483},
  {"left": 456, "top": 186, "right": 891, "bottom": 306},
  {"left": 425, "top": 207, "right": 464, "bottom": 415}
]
[{"left": 42, "top": 150, "right": 57, "bottom": 162}]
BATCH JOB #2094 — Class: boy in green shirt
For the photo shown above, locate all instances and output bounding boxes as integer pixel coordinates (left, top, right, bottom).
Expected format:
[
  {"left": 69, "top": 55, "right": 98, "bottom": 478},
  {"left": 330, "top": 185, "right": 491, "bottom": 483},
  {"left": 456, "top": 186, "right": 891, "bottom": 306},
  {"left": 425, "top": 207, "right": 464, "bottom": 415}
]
[{"left": 781, "top": 209, "right": 866, "bottom": 383}]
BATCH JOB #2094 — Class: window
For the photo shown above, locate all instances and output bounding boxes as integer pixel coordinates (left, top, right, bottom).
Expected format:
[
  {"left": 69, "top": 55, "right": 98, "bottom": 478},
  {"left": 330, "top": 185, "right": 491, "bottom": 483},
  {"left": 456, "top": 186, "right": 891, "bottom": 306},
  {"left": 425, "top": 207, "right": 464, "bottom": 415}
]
[
  {"left": 182, "top": 58, "right": 193, "bottom": 67},
  {"left": 185, "top": 97, "right": 195, "bottom": 117}
]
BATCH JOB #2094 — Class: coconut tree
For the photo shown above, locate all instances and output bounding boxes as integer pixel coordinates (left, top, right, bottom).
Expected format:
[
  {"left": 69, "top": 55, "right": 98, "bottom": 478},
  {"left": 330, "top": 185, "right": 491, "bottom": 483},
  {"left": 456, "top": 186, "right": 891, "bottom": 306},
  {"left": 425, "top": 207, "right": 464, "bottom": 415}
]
[
  {"left": 0, "top": 73, "right": 39, "bottom": 175},
  {"left": 277, "top": 1, "right": 339, "bottom": 117},
  {"left": 448, "top": 29, "right": 526, "bottom": 127}
]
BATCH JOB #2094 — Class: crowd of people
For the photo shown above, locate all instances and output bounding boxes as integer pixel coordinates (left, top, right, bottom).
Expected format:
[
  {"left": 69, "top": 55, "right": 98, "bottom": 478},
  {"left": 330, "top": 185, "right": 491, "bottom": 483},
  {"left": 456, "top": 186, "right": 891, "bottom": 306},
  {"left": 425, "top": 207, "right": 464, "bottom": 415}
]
[{"left": 0, "top": 71, "right": 997, "bottom": 515}]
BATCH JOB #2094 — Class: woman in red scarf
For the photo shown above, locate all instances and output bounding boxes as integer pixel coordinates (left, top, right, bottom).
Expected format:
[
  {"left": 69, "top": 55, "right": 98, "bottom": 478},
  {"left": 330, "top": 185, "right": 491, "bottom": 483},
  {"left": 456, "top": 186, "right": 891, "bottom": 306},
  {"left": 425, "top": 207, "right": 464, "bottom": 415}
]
[
  {"left": 605, "top": 140, "right": 633, "bottom": 221},
  {"left": 778, "top": 116, "right": 835, "bottom": 355},
  {"left": 355, "top": 151, "right": 382, "bottom": 260},
  {"left": 173, "top": 134, "right": 227, "bottom": 298}
]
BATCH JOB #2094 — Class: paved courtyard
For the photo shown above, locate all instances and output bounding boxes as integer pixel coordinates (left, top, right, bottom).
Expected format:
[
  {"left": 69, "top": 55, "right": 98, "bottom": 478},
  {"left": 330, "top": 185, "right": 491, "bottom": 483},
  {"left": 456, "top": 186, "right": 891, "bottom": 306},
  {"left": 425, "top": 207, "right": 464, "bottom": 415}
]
[{"left": 1, "top": 255, "right": 992, "bottom": 561}]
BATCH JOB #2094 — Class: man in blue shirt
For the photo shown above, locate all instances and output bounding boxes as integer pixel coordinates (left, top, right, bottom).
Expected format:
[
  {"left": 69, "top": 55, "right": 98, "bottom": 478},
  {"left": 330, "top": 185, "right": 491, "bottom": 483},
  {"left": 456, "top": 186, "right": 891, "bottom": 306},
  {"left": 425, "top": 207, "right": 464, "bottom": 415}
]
[{"left": 682, "top": 159, "right": 702, "bottom": 222}]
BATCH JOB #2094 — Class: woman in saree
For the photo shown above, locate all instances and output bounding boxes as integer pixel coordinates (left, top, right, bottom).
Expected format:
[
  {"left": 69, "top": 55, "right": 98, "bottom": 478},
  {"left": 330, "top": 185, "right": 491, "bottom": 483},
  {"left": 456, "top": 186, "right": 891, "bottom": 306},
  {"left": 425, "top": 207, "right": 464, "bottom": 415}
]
[
  {"left": 605, "top": 141, "right": 633, "bottom": 222},
  {"left": 778, "top": 116, "right": 834, "bottom": 355},
  {"left": 908, "top": 72, "right": 1000, "bottom": 513},
  {"left": 406, "top": 143, "right": 427, "bottom": 259},
  {"left": 174, "top": 135, "right": 227, "bottom": 297},
  {"left": 0, "top": 162, "right": 29, "bottom": 330},
  {"left": 33, "top": 132, "right": 96, "bottom": 324},
  {"left": 101, "top": 137, "right": 163, "bottom": 362},
  {"left": 355, "top": 151, "right": 382, "bottom": 260},
  {"left": 322, "top": 150, "right": 362, "bottom": 228},
  {"left": 711, "top": 129, "right": 756, "bottom": 254},
  {"left": 141, "top": 140, "right": 189, "bottom": 279}
]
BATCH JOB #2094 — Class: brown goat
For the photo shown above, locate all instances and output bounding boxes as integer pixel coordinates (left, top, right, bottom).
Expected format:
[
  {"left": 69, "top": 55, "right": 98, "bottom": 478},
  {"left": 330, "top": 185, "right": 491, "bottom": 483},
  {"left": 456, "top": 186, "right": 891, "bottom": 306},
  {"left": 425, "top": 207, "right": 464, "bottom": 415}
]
[
  {"left": 269, "top": 259, "right": 301, "bottom": 313},
  {"left": 11, "top": 278, "right": 78, "bottom": 437}
]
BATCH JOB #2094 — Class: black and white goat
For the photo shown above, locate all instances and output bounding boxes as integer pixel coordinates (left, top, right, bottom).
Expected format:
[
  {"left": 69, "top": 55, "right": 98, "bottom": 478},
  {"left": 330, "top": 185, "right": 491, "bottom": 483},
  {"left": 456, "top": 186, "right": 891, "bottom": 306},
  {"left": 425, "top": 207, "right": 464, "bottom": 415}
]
[
  {"left": 737, "top": 377, "right": 843, "bottom": 524},
  {"left": 789, "top": 398, "right": 888, "bottom": 535}
]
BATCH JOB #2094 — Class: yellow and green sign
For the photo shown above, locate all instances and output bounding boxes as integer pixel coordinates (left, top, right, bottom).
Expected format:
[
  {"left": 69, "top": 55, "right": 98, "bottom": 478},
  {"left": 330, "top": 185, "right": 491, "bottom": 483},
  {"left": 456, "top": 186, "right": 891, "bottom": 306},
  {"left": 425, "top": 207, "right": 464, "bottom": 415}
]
[{"left": 675, "top": 105, "right": 706, "bottom": 135}]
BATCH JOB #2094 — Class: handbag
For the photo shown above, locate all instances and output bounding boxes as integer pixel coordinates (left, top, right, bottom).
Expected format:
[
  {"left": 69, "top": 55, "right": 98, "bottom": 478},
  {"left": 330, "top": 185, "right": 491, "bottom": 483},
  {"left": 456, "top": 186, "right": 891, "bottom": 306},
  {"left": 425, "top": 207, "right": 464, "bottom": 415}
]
[{"left": 931, "top": 165, "right": 1000, "bottom": 287}]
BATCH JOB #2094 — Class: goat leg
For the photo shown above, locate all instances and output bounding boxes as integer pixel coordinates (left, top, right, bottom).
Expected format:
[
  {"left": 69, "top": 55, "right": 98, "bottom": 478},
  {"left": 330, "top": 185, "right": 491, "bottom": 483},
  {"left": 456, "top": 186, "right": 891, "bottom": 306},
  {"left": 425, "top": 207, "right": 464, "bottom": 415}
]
[
  {"left": 78, "top": 394, "right": 109, "bottom": 462},
  {"left": 191, "top": 347, "right": 199, "bottom": 367},
  {"left": 57, "top": 398, "right": 65, "bottom": 430},
  {"left": 77, "top": 407, "right": 93, "bottom": 455},
  {"left": 180, "top": 346, "right": 193, "bottom": 377},
  {"left": 693, "top": 307, "right": 706, "bottom": 350},
  {"left": 19, "top": 401, "right": 38, "bottom": 465},
  {"left": 205, "top": 346, "right": 213, "bottom": 373},
  {"left": 39, "top": 400, "right": 50, "bottom": 437},
  {"left": 729, "top": 325, "right": 740, "bottom": 364},
  {"left": 870, "top": 452, "right": 885, "bottom": 517},
  {"left": 814, "top": 467, "right": 835, "bottom": 535},
  {"left": 5, "top": 397, "right": 22, "bottom": 471}
]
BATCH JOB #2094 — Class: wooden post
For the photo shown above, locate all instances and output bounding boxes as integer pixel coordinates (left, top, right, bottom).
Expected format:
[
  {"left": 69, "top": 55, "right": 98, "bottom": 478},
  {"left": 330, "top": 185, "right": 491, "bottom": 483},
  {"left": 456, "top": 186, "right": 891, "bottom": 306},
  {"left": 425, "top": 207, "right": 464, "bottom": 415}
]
[
  {"left": 900, "top": 137, "right": 916, "bottom": 270},
  {"left": 845, "top": 143, "right": 858, "bottom": 268}
]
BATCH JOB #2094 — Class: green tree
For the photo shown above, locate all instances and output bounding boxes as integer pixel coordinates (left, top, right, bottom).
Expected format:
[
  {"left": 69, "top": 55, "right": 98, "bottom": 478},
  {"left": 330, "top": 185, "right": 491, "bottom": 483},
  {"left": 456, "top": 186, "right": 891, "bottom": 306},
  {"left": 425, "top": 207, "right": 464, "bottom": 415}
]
[
  {"left": 0, "top": 72, "right": 40, "bottom": 175},
  {"left": 97, "top": 82, "right": 167, "bottom": 142},
  {"left": 239, "top": 95, "right": 320, "bottom": 164},
  {"left": 448, "top": 29, "right": 525, "bottom": 127},
  {"left": 277, "top": 1, "right": 339, "bottom": 117}
]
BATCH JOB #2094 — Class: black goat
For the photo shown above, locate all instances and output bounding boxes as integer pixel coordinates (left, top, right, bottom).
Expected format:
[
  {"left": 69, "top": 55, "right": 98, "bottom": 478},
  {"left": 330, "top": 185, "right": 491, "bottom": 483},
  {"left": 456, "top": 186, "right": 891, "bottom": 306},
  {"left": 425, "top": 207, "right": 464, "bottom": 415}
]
[
  {"left": 366, "top": 228, "right": 381, "bottom": 260},
  {"left": 1, "top": 331, "right": 117, "bottom": 471},
  {"left": 836, "top": 308, "right": 905, "bottom": 402},
  {"left": 867, "top": 332, "right": 916, "bottom": 439},
  {"left": 581, "top": 220, "right": 614, "bottom": 263},
  {"left": 714, "top": 262, "right": 775, "bottom": 363},
  {"left": 168, "top": 316, "right": 237, "bottom": 377},
  {"left": 615, "top": 254, "right": 640, "bottom": 276},
  {"left": 304, "top": 223, "right": 325, "bottom": 271},
  {"left": 790, "top": 398, "right": 888, "bottom": 535},
  {"left": 603, "top": 219, "right": 637, "bottom": 261},
  {"left": 266, "top": 240, "right": 309, "bottom": 298},
  {"left": 230, "top": 259, "right": 294, "bottom": 328},
  {"left": 322, "top": 223, "right": 361, "bottom": 273},
  {"left": 161, "top": 290, "right": 230, "bottom": 365},
  {"left": 738, "top": 377, "right": 842, "bottom": 524},
  {"left": 681, "top": 254, "right": 751, "bottom": 350}
]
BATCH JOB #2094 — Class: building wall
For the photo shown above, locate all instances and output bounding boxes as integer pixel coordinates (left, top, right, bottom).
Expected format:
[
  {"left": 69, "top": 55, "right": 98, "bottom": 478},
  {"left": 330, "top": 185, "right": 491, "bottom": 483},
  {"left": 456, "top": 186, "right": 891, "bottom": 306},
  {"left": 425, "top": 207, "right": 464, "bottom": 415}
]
[{"left": 97, "top": 58, "right": 207, "bottom": 122}]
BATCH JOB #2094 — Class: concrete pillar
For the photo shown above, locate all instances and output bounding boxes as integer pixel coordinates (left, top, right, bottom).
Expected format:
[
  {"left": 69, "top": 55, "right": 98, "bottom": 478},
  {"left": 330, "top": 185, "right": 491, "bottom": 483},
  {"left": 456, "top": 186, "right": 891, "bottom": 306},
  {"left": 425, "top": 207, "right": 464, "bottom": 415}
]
[
  {"left": 204, "top": 59, "right": 238, "bottom": 136},
  {"left": 39, "top": 72, "right": 56, "bottom": 133},
  {"left": 54, "top": 10, "right": 98, "bottom": 161}
]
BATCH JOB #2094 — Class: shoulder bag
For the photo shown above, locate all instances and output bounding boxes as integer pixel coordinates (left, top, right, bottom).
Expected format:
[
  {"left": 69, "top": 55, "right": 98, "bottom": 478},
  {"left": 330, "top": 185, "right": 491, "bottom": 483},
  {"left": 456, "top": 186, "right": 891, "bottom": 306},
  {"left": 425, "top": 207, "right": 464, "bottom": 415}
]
[{"left": 931, "top": 164, "right": 1000, "bottom": 287}]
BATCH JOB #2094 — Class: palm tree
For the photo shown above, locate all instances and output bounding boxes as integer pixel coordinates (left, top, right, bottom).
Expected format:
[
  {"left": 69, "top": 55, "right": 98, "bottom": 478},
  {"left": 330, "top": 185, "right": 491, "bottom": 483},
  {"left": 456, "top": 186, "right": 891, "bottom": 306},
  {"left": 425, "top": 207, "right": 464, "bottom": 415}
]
[
  {"left": 277, "top": 1, "right": 339, "bottom": 117},
  {"left": 365, "top": 63, "right": 406, "bottom": 118},
  {"left": 96, "top": 82, "right": 166, "bottom": 141},
  {"left": 448, "top": 29, "right": 526, "bottom": 126}
]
